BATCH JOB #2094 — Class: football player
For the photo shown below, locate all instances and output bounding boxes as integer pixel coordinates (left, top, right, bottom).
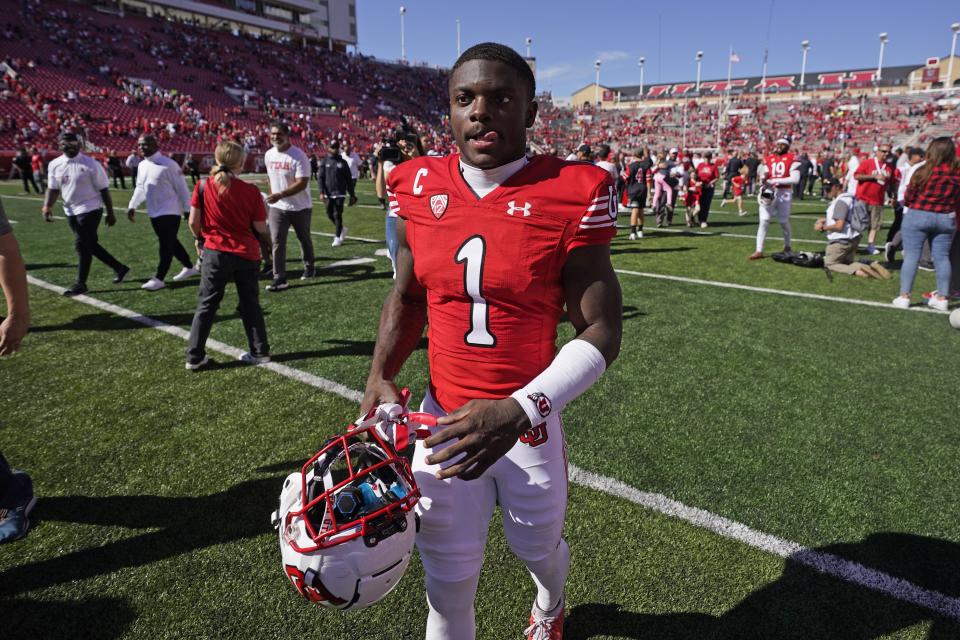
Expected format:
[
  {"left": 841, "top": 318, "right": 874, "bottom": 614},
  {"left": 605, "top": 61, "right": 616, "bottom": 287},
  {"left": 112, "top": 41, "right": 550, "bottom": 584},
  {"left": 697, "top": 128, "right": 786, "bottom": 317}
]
[
  {"left": 361, "top": 43, "right": 622, "bottom": 640},
  {"left": 749, "top": 137, "right": 800, "bottom": 260}
]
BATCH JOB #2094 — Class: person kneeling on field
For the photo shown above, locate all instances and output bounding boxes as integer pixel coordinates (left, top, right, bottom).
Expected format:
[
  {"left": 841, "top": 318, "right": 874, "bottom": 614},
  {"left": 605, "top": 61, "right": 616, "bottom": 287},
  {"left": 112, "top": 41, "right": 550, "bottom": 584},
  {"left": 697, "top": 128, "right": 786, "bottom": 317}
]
[{"left": 814, "top": 178, "right": 891, "bottom": 279}]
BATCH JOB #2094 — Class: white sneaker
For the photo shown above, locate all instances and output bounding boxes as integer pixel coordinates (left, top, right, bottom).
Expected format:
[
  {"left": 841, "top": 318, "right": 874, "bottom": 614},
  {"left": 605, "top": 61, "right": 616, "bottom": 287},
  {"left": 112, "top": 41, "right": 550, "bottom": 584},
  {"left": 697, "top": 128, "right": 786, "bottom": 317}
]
[
  {"left": 891, "top": 296, "right": 911, "bottom": 309},
  {"left": 339, "top": 226, "right": 348, "bottom": 241},
  {"left": 331, "top": 236, "right": 343, "bottom": 247},
  {"left": 238, "top": 352, "right": 271, "bottom": 365},
  {"left": 628, "top": 232, "right": 637, "bottom": 240},
  {"left": 927, "top": 296, "right": 949, "bottom": 312},
  {"left": 141, "top": 277, "right": 166, "bottom": 291},
  {"left": 172, "top": 266, "right": 199, "bottom": 281},
  {"left": 636, "top": 230, "right": 643, "bottom": 238},
  {"left": 700, "top": 222, "right": 708, "bottom": 229},
  {"left": 185, "top": 356, "right": 209, "bottom": 371}
]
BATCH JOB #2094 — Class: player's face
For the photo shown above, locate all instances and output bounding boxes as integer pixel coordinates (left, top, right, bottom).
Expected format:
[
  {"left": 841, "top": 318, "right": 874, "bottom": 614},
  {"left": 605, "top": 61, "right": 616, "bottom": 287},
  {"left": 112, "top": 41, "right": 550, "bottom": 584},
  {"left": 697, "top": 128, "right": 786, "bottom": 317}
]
[
  {"left": 449, "top": 60, "right": 537, "bottom": 169},
  {"left": 138, "top": 137, "right": 157, "bottom": 157},
  {"left": 270, "top": 127, "right": 290, "bottom": 151},
  {"left": 60, "top": 138, "right": 80, "bottom": 157},
  {"left": 775, "top": 143, "right": 788, "bottom": 155}
]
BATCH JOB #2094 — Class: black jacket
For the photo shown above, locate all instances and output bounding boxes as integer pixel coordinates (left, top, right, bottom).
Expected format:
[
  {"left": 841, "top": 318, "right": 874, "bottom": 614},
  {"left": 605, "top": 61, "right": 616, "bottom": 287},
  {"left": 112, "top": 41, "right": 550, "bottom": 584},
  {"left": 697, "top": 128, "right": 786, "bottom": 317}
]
[{"left": 318, "top": 154, "right": 351, "bottom": 197}]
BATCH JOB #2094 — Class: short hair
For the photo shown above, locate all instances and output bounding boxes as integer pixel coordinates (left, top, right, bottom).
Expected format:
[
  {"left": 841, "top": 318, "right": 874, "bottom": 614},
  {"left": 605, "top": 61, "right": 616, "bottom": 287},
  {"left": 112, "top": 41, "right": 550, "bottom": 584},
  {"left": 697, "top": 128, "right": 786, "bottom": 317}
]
[
  {"left": 597, "top": 144, "right": 611, "bottom": 159},
  {"left": 451, "top": 42, "right": 535, "bottom": 99},
  {"left": 270, "top": 121, "right": 290, "bottom": 134}
]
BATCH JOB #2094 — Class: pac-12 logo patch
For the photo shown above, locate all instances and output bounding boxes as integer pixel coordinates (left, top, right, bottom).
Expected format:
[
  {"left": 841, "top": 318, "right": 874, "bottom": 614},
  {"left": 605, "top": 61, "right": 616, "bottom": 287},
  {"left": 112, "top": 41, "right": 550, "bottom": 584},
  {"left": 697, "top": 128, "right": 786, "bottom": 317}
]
[
  {"left": 528, "top": 392, "right": 552, "bottom": 418},
  {"left": 430, "top": 194, "right": 448, "bottom": 219}
]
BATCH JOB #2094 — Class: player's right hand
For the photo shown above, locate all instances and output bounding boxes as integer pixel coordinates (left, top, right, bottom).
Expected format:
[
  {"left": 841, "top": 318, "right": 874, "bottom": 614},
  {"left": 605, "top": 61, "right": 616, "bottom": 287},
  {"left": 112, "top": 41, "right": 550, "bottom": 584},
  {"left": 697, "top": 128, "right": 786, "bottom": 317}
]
[{"left": 360, "top": 378, "right": 402, "bottom": 416}]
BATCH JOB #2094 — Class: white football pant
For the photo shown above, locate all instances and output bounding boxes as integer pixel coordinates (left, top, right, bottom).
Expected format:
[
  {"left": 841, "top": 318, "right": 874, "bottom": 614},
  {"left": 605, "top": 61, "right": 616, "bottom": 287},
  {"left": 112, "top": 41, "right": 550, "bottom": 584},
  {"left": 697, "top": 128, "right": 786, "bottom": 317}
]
[
  {"left": 416, "top": 389, "right": 569, "bottom": 640},
  {"left": 756, "top": 188, "right": 793, "bottom": 253}
]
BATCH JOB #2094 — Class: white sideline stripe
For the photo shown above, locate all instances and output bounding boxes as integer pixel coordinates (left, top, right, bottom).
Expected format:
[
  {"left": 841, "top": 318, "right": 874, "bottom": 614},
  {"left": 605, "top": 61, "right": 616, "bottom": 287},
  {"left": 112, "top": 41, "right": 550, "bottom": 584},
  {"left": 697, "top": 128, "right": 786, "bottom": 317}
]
[
  {"left": 614, "top": 268, "right": 948, "bottom": 314},
  {"left": 23, "top": 273, "right": 960, "bottom": 620},
  {"left": 569, "top": 466, "right": 960, "bottom": 621},
  {"left": 324, "top": 257, "right": 375, "bottom": 268},
  {"left": 25, "top": 275, "right": 363, "bottom": 403},
  {"left": 637, "top": 226, "right": 829, "bottom": 245},
  {"left": 309, "top": 230, "right": 381, "bottom": 243}
]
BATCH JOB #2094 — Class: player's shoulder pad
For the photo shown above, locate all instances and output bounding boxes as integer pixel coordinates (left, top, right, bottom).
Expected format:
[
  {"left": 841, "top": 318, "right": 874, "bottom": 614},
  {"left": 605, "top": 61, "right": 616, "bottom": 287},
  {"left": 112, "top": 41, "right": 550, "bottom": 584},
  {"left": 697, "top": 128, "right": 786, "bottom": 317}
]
[
  {"left": 386, "top": 155, "right": 446, "bottom": 195},
  {"left": 540, "top": 156, "right": 613, "bottom": 193}
]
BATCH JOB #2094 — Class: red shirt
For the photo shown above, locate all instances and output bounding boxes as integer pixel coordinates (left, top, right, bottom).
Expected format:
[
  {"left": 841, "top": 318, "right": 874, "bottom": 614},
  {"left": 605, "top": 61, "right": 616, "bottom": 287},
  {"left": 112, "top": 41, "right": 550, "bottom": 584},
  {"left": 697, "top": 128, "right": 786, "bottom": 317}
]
[
  {"left": 388, "top": 154, "right": 615, "bottom": 412},
  {"left": 904, "top": 164, "right": 960, "bottom": 214},
  {"left": 732, "top": 175, "right": 745, "bottom": 195},
  {"left": 854, "top": 158, "right": 890, "bottom": 206},
  {"left": 191, "top": 176, "right": 266, "bottom": 262},
  {"left": 696, "top": 163, "right": 718, "bottom": 185},
  {"left": 765, "top": 152, "right": 796, "bottom": 182}
]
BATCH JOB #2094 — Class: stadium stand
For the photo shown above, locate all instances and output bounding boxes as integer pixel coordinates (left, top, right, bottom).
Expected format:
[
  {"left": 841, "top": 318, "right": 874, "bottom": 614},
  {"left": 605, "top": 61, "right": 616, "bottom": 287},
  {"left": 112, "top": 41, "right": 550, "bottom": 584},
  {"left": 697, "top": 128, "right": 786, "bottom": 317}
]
[{"left": 0, "top": 0, "right": 957, "bottom": 171}]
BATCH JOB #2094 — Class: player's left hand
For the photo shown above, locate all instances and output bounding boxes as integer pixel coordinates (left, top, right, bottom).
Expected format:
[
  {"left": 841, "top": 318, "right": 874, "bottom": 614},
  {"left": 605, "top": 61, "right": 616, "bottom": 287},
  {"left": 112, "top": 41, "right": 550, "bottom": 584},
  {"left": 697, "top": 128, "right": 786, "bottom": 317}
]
[
  {"left": 265, "top": 193, "right": 282, "bottom": 205},
  {"left": 105, "top": 211, "right": 117, "bottom": 227},
  {"left": 424, "top": 398, "right": 531, "bottom": 481}
]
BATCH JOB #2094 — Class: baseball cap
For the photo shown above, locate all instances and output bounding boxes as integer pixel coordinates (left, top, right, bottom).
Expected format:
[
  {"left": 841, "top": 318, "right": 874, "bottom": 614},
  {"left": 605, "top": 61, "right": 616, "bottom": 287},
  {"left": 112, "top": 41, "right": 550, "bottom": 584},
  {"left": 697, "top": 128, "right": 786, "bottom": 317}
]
[
  {"left": 775, "top": 137, "right": 790, "bottom": 145},
  {"left": 329, "top": 140, "right": 341, "bottom": 150},
  {"left": 577, "top": 143, "right": 591, "bottom": 154},
  {"left": 669, "top": 147, "right": 678, "bottom": 154},
  {"left": 59, "top": 131, "right": 79, "bottom": 142}
]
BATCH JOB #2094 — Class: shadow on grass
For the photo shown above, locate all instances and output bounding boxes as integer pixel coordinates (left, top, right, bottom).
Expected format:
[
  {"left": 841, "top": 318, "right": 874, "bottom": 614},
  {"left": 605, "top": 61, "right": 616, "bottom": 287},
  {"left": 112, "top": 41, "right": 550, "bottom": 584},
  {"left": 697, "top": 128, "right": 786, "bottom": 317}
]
[
  {"left": 24, "top": 262, "right": 72, "bottom": 271},
  {"left": 0, "top": 474, "right": 285, "bottom": 598},
  {"left": 29, "top": 311, "right": 241, "bottom": 333},
  {"left": 0, "top": 597, "right": 136, "bottom": 640},
  {"left": 564, "top": 532, "right": 960, "bottom": 639}
]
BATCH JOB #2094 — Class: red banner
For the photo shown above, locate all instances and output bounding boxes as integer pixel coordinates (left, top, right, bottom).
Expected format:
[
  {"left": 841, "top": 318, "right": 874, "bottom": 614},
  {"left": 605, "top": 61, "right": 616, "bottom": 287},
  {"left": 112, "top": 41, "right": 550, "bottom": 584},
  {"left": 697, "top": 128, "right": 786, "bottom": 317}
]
[{"left": 922, "top": 67, "right": 940, "bottom": 83}]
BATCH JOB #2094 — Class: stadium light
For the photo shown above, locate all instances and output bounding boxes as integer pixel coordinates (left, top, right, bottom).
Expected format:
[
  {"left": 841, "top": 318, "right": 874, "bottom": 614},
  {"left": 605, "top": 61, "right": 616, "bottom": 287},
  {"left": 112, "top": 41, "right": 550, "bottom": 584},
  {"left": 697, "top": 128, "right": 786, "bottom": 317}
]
[
  {"left": 456, "top": 19, "right": 461, "bottom": 57},
  {"left": 695, "top": 51, "right": 704, "bottom": 92},
  {"left": 638, "top": 57, "right": 645, "bottom": 101},
  {"left": 399, "top": 6, "right": 407, "bottom": 62},
  {"left": 525, "top": 37, "right": 533, "bottom": 59},
  {"left": 595, "top": 59, "right": 602, "bottom": 107},
  {"left": 799, "top": 40, "right": 810, "bottom": 95},
  {"left": 876, "top": 32, "right": 888, "bottom": 93},
  {"left": 948, "top": 23, "right": 960, "bottom": 91}
]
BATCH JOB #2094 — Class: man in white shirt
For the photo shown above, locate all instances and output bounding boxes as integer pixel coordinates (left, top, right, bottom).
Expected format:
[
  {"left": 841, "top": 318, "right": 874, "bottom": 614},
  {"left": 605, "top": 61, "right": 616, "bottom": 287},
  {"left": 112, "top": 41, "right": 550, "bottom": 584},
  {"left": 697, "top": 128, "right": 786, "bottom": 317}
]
[
  {"left": 342, "top": 142, "right": 361, "bottom": 206},
  {"left": 814, "top": 178, "right": 890, "bottom": 278},
  {"left": 125, "top": 150, "right": 140, "bottom": 185},
  {"left": 42, "top": 132, "right": 130, "bottom": 297},
  {"left": 594, "top": 144, "right": 619, "bottom": 181},
  {"left": 126, "top": 135, "right": 197, "bottom": 291},
  {"left": 264, "top": 122, "right": 314, "bottom": 291}
]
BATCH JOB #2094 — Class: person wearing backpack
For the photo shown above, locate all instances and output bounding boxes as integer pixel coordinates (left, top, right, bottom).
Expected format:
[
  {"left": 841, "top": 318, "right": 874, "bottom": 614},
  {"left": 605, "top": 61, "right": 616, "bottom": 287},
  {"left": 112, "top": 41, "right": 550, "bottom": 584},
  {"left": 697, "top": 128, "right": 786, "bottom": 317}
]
[
  {"left": 814, "top": 178, "right": 891, "bottom": 279},
  {"left": 184, "top": 140, "right": 272, "bottom": 370}
]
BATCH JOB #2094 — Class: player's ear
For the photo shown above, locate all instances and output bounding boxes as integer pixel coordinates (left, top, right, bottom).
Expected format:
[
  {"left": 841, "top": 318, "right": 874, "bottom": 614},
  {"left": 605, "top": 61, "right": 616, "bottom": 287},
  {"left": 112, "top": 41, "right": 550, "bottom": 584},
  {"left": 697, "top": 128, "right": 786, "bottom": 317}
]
[{"left": 525, "top": 100, "right": 538, "bottom": 129}]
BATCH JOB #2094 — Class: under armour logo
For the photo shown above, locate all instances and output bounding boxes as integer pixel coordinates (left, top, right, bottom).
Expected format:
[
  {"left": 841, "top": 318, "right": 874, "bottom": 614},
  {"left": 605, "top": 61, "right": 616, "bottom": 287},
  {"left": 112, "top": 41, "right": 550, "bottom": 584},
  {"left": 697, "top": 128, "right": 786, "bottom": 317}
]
[{"left": 506, "top": 200, "right": 531, "bottom": 217}]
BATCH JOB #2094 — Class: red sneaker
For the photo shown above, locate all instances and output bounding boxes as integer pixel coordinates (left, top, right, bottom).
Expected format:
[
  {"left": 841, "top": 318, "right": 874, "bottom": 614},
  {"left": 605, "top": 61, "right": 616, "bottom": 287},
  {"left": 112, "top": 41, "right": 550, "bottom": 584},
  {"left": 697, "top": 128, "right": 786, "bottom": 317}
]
[
  {"left": 748, "top": 251, "right": 765, "bottom": 260},
  {"left": 525, "top": 599, "right": 564, "bottom": 640}
]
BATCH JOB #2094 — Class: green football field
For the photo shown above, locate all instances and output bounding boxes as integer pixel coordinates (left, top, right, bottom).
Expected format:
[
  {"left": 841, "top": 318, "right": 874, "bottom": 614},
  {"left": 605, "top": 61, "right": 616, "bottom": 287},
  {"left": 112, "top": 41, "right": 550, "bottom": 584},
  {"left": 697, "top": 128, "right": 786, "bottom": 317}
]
[{"left": 1, "top": 174, "right": 959, "bottom": 640}]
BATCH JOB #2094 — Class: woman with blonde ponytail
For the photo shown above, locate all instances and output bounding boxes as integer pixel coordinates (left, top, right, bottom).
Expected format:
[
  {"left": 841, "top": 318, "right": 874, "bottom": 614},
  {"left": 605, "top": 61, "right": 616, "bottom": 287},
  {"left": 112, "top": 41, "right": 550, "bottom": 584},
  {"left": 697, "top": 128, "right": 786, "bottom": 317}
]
[{"left": 185, "top": 141, "right": 273, "bottom": 370}]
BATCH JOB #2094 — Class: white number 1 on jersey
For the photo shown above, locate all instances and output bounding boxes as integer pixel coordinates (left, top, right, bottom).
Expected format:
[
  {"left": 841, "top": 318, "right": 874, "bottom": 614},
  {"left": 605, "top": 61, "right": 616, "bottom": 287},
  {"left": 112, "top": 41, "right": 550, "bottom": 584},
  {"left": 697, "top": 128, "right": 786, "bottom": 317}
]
[{"left": 455, "top": 235, "right": 496, "bottom": 347}]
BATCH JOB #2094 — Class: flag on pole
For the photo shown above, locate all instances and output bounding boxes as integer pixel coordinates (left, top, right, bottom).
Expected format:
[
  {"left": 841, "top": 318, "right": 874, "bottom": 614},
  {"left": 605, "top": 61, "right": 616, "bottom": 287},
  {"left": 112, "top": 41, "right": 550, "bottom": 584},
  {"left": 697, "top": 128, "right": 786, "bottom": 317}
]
[{"left": 729, "top": 51, "right": 741, "bottom": 63}]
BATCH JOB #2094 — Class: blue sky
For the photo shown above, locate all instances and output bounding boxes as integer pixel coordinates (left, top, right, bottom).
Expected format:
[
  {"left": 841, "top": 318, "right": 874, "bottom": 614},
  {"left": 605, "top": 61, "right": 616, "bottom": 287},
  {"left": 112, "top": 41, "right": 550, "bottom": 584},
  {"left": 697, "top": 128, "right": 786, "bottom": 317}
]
[{"left": 356, "top": 1, "right": 957, "bottom": 99}]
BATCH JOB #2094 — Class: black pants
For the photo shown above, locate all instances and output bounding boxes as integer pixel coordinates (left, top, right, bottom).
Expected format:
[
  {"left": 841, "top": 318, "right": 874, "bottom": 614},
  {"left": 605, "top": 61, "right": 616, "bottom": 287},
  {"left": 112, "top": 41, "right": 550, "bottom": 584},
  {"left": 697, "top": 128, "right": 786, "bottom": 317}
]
[
  {"left": 186, "top": 249, "right": 269, "bottom": 363},
  {"left": 111, "top": 168, "right": 126, "bottom": 190},
  {"left": 886, "top": 202, "right": 903, "bottom": 244},
  {"left": 698, "top": 186, "right": 715, "bottom": 224},
  {"left": 326, "top": 196, "right": 345, "bottom": 237},
  {"left": 20, "top": 169, "right": 40, "bottom": 194},
  {"left": 722, "top": 178, "right": 732, "bottom": 199},
  {"left": 348, "top": 178, "right": 357, "bottom": 202},
  {"left": 149, "top": 215, "right": 193, "bottom": 280},
  {"left": 67, "top": 209, "right": 124, "bottom": 284}
]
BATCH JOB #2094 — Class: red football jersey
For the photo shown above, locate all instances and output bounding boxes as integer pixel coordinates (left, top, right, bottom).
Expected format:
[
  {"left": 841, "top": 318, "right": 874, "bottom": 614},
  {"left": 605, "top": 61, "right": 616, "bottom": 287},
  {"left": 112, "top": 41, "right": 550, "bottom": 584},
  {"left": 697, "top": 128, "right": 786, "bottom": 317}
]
[
  {"left": 387, "top": 154, "right": 616, "bottom": 412},
  {"left": 765, "top": 153, "right": 796, "bottom": 180}
]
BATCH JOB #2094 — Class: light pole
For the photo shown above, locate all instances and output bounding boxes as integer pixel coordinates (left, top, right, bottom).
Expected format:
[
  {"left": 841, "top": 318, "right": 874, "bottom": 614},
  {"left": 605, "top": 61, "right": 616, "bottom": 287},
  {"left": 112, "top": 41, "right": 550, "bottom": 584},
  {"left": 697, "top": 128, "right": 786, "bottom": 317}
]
[
  {"left": 876, "top": 32, "right": 888, "bottom": 94},
  {"left": 799, "top": 40, "right": 810, "bottom": 93},
  {"left": 695, "top": 51, "right": 703, "bottom": 92},
  {"left": 525, "top": 37, "right": 532, "bottom": 59},
  {"left": 456, "top": 19, "right": 461, "bottom": 57},
  {"left": 595, "top": 59, "right": 602, "bottom": 108},
  {"left": 399, "top": 6, "right": 406, "bottom": 62},
  {"left": 638, "top": 56, "right": 645, "bottom": 101},
  {"left": 948, "top": 23, "right": 960, "bottom": 91}
]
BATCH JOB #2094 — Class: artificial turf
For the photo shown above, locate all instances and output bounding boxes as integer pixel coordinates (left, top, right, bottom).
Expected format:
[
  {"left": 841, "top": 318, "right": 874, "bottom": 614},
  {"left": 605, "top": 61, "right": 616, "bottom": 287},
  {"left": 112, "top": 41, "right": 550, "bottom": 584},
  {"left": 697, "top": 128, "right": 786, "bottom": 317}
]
[{"left": 1, "top": 176, "right": 958, "bottom": 639}]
